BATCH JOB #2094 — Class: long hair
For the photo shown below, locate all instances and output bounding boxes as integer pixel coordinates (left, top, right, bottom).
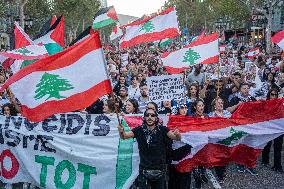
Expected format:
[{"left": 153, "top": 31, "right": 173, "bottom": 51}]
[
  {"left": 127, "top": 98, "right": 139, "bottom": 114},
  {"left": 187, "top": 83, "right": 199, "bottom": 99},
  {"left": 266, "top": 88, "right": 279, "bottom": 100},
  {"left": 2, "top": 103, "right": 17, "bottom": 116}
]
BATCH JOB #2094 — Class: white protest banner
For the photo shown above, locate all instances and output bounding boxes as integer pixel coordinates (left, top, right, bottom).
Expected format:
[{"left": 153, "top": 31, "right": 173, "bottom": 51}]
[
  {"left": 121, "top": 53, "right": 129, "bottom": 66},
  {"left": 0, "top": 114, "right": 139, "bottom": 189},
  {"left": 146, "top": 74, "right": 184, "bottom": 102}
]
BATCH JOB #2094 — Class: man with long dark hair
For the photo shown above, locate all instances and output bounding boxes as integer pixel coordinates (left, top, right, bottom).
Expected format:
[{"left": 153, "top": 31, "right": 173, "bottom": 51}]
[{"left": 117, "top": 108, "right": 181, "bottom": 189}]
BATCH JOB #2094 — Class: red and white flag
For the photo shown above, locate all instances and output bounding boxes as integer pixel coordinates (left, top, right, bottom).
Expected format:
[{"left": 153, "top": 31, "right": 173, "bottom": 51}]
[
  {"left": 123, "top": 98, "right": 284, "bottom": 172},
  {"left": 0, "top": 32, "right": 112, "bottom": 122},
  {"left": 247, "top": 47, "right": 260, "bottom": 59},
  {"left": 161, "top": 32, "right": 219, "bottom": 74},
  {"left": 271, "top": 30, "right": 284, "bottom": 50},
  {"left": 220, "top": 44, "right": 226, "bottom": 53},
  {"left": 0, "top": 44, "right": 48, "bottom": 60},
  {"left": 120, "top": 7, "right": 180, "bottom": 48},
  {"left": 110, "top": 23, "right": 123, "bottom": 41}
]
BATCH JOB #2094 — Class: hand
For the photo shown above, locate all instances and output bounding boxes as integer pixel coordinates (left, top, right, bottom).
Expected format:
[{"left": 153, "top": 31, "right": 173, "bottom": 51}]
[
  {"left": 117, "top": 124, "right": 124, "bottom": 133},
  {"left": 173, "top": 127, "right": 181, "bottom": 141}
]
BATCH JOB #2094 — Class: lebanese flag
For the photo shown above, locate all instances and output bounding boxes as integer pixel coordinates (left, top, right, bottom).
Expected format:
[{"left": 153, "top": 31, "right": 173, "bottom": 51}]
[
  {"left": 0, "top": 44, "right": 48, "bottom": 60},
  {"left": 110, "top": 23, "right": 123, "bottom": 41},
  {"left": 93, "top": 6, "right": 118, "bottom": 29},
  {"left": 220, "top": 44, "right": 226, "bottom": 53},
  {"left": 247, "top": 47, "right": 260, "bottom": 59},
  {"left": 0, "top": 31, "right": 112, "bottom": 122},
  {"left": 161, "top": 32, "right": 219, "bottom": 74},
  {"left": 120, "top": 7, "right": 180, "bottom": 49},
  {"left": 170, "top": 98, "right": 284, "bottom": 172},
  {"left": 14, "top": 22, "right": 33, "bottom": 49},
  {"left": 271, "top": 30, "right": 284, "bottom": 50},
  {"left": 123, "top": 98, "right": 284, "bottom": 173},
  {"left": 34, "top": 15, "right": 65, "bottom": 55}
]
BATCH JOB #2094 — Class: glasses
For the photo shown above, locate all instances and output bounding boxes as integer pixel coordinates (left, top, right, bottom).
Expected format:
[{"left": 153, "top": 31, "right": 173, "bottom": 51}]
[
  {"left": 145, "top": 113, "right": 157, "bottom": 118},
  {"left": 270, "top": 93, "right": 278, "bottom": 96}
]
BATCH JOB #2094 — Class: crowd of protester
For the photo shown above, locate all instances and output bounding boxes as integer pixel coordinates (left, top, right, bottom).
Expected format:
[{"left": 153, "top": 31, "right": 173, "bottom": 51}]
[{"left": 0, "top": 36, "right": 284, "bottom": 188}]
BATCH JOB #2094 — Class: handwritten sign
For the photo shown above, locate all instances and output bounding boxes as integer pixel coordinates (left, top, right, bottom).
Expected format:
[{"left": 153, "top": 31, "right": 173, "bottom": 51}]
[{"left": 146, "top": 74, "right": 184, "bottom": 102}]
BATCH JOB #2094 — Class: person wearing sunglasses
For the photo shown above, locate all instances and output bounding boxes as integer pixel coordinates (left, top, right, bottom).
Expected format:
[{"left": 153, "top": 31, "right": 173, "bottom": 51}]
[
  {"left": 117, "top": 108, "right": 181, "bottom": 189},
  {"left": 261, "top": 88, "right": 283, "bottom": 173}
]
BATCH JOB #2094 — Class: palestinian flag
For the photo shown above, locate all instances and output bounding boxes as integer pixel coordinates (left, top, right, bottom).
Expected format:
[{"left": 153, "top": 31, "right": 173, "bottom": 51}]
[
  {"left": 271, "top": 30, "right": 284, "bottom": 50},
  {"left": 0, "top": 44, "right": 48, "bottom": 60},
  {"left": 247, "top": 47, "right": 260, "bottom": 59},
  {"left": 159, "top": 38, "right": 173, "bottom": 48},
  {"left": 0, "top": 31, "right": 112, "bottom": 122},
  {"left": 14, "top": 22, "right": 33, "bottom": 49},
  {"left": 34, "top": 15, "right": 65, "bottom": 55},
  {"left": 93, "top": 6, "right": 118, "bottom": 30},
  {"left": 110, "top": 23, "right": 123, "bottom": 41},
  {"left": 69, "top": 26, "right": 95, "bottom": 46},
  {"left": 119, "top": 7, "right": 180, "bottom": 49},
  {"left": 123, "top": 98, "right": 284, "bottom": 173},
  {"left": 161, "top": 32, "right": 219, "bottom": 74},
  {"left": 0, "top": 22, "right": 33, "bottom": 70},
  {"left": 37, "top": 15, "right": 57, "bottom": 37}
]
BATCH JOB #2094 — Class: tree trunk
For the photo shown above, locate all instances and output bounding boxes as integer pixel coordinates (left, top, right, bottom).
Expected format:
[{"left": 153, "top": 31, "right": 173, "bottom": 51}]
[
  {"left": 266, "top": 6, "right": 273, "bottom": 54},
  {"left": 19, "top": 0, "right": 28, "bottom": 29}
]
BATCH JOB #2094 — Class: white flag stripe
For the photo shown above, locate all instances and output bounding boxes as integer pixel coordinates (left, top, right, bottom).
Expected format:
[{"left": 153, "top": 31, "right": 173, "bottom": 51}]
[
  {"left": 122, "top": 10, "right": 179, "bottom": 42},
  {"left": 162, "top": 39, "right": 218, "bottom": 68},
  {"left": 10, "top": 49, "right": 107, "bottom": 108},
  {"left": 94, "top": 13, "right": 111, "bottom": 23}
]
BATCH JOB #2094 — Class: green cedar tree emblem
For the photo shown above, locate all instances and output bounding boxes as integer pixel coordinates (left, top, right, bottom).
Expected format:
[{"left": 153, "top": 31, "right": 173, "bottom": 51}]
[
  {"left": 217, "top": 127, "right": 248, "bottom": 146},
  {"left": 182, "top": 48, "right": 201, "bottom": 66},
  {"left": 34, "top": 72, "right": 74, "bottom": 101},
  {"left": 15, "top": 48, "right": 33, "bottom": 55},
  {"left": 139, "top": 21, "right": 155, "bottom": 33}
]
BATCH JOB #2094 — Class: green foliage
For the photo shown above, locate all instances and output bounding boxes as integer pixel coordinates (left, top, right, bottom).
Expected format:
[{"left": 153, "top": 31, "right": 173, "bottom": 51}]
[
  {"left": 52, "top": 0, "right": 101, "bottom": 43},
  {"left": 24, "top": 0, "right": 100, "bottom": 42},
  {"left": 167, "top": 0, "right": 251, "bottom": 34}
]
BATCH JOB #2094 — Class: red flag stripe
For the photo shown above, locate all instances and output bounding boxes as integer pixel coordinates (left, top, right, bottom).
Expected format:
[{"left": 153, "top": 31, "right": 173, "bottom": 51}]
[
  {"left": 21, "top": 80, "right": 112, "bottom": 122},
  {"left": 1, "top": 32, "right": 102, "bottom": 91},
  {"left": 120, "top": 28, "right": 179, "bottom": 49},
  {"left": 176, "top": 144, "right": 262, "bottom": 172},
  {"left": 271, "top": 30, "right": 284, "bottom": 44}
]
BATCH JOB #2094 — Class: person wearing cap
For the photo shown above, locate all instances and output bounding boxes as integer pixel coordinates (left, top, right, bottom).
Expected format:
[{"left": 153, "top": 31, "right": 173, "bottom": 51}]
[{"left": 117, "top": 108, "right": 181, "bottom": 189}]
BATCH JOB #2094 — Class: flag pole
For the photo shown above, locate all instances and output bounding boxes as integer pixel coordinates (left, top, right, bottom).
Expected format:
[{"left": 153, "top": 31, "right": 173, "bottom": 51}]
[
  {"left": 183, "top": 69, "right": 187, "bottom": 104},
  {"left": 217, "top": 31, "right": 221, "bottom": 97},
  {"left": 100, "top": 31, "right": 121, "bottom": 124}
]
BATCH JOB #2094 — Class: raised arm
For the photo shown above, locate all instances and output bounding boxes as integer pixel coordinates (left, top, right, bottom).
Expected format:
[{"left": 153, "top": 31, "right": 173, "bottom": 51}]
[{"left": 117, "top": 124, "right": 134, "bottom": 140}]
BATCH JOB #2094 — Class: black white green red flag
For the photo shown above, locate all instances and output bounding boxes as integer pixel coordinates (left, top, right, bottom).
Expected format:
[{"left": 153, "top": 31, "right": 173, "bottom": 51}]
[
  {"left": 161, "top": 32, "right": 219, "bottom": 74},
  {"left": 93, "top": 6, "right": 118, "bottom": 29},
  {"left": 119, "top": 7, "right": 180, "bottom": 48},
  {"left": 0, "top": 32, "right": 112, "bottom": 122},
  {"left": 14, "top": 22, "right": 33, "bottom": 49},
  {"left": 34, "top": 15, "right": 65, "bottom": 55}
]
